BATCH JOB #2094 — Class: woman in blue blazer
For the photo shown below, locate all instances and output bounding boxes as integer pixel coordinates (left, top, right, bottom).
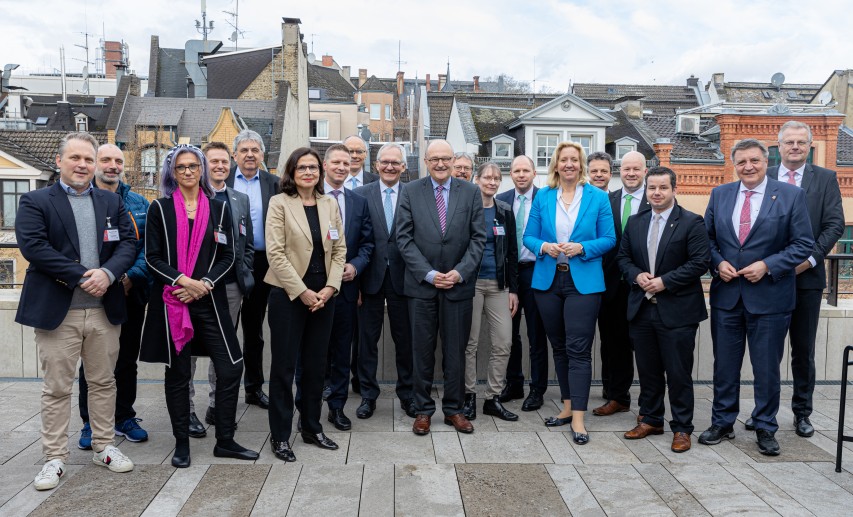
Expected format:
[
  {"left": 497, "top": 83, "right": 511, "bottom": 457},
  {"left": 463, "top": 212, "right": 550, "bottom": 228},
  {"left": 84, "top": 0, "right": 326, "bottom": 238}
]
[{"left": 523, "top": 141, "right": 616, "bottom": 444}]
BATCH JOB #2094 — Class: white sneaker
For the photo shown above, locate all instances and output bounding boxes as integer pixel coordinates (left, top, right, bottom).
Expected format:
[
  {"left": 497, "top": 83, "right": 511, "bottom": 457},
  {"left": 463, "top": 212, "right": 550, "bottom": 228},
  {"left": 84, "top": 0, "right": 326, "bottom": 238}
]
[
  {"left": 93, "top": 445, "right": 134, "bottom": 473},
  {"left": 34, "top": 459, "right": 65, "bottom": 490}
]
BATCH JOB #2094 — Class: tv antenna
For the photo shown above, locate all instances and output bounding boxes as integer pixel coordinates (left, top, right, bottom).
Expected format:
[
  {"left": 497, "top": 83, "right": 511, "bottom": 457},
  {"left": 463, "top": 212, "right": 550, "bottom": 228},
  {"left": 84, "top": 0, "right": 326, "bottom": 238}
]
[
  {"left": 394, "top": 40, "right": 407, "bottom": 71},
  {"left": 73, "top": 30, "right": 96, "bottom": 94},
  {"left": 223, "top": 0, "right": 246, "bottom": 51},
  {"left": 196, "top": 0, "right": 215, "bottom": 48},
  {"left": 310, "top": 34, "right": 318, "bottom": 55}
]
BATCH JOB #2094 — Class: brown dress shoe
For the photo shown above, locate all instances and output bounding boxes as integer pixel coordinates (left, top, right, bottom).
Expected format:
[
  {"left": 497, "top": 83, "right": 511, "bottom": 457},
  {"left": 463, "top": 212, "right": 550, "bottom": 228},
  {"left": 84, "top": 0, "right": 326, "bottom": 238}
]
[
  {"left": 444, "top": 413, "right": 474, "bottom": 433},
  {"left": 593, "top": 400, "right": 630, "bottom": 416},
  {"left": 671, "top": 432, "right": 691, "bottom": 453},
  {"left": 624, "top": 422, "right": 664, "bottom": 439},
  {"left": 412, "top": 415, "right": 431, "bottom": 435}
]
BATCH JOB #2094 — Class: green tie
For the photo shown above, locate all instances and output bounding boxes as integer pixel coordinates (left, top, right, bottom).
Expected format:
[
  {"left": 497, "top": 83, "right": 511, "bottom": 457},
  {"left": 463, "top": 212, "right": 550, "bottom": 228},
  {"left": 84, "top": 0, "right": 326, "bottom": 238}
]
[
  {"left": 621, "top": 194, "right": 633, "bottom": 231},
  {"left": 516, "top": 195, "right": 526, "bottom": 256}
]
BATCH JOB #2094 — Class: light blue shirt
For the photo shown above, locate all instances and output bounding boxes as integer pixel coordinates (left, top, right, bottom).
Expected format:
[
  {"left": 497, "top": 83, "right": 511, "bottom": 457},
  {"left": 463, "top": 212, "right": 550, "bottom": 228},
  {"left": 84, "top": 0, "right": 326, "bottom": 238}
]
[
  {"left": 425, "top": 176, "right": 454, "bottom": 285},
  {"left": 59, "top": 179, "right": 93, "bottom": 196},
  {"left": 233, "top": 169, "right": 265, "bottom": 251}
]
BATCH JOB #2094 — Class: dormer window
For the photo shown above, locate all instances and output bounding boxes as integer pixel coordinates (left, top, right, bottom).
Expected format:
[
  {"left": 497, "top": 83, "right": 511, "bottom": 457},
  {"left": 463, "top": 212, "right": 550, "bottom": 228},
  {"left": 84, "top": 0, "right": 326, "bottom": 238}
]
[
  {"left": 614, "top": 137, "right": 638, "bottom": 160},
  {"left": 490, "top": 134, "right": 516, "bottom": 160},
  {"left": 74, "top": 113, "right": 88, "bottom": 132},
  {"left": 494, "top": 143, "right": 511, "bottom": 158}
]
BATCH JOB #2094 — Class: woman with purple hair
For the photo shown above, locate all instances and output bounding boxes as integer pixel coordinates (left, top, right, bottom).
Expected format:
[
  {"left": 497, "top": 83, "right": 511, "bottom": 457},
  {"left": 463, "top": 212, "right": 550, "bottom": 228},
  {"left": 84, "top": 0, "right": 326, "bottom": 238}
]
[{"left": 140, "top": 144, "right": 258, "bottom": 467}]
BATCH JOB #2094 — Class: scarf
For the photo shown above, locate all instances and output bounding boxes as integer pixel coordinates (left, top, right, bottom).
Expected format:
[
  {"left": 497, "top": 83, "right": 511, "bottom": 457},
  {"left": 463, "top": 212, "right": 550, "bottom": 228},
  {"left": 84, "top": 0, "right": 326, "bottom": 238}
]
[{"left": 163, "top": 189, "right": 210, "bottom": 354}]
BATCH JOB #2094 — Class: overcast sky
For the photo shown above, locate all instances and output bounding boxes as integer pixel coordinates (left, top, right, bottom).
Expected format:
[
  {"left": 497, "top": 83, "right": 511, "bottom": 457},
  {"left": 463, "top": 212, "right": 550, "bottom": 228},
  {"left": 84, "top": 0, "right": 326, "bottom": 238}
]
[{"left": 2, "top": 0, "right": 847, "bottom": 90}]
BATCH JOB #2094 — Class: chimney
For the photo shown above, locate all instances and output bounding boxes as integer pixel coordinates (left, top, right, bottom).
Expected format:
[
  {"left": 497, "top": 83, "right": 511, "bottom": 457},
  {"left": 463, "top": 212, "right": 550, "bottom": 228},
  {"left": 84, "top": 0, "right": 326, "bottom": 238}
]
[
  {"left": 425, "top": 74, "right": 431, "bottom": 92},
  {"left": 322, "top": 55, "right": 333, "bottom": 67},
  {"left": 341, "top": 65, "right": 351, "bottom": 82},
  {"left": 616, "top": 100, "right": 644, "bottom": 119},
  {"left": 686, "top": 75, "right": 699, "bottom": 87},
  {"left": 473, "top": 76, "right": 480, "bottom": 93},
  {"left": 712, "top": 72, "right": 725, "bottom": 85},
  {"left": 396, "top": 71, "right": 405, "bottom": 96},
  {"left": 281, "top": 17, "right": 304, "bottom": 100},
  {"left": 358, "top": 68, "right": 367, "bottom": 88},
  {"left": 438, "top": 74, "right": 447, "bottom": 92}
]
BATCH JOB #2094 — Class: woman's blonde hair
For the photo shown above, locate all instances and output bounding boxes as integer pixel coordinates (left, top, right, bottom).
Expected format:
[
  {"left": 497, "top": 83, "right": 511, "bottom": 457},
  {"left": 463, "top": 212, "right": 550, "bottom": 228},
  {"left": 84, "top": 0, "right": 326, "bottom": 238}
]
[{"left": 546, "top": 141, "right": 589, "bottom": 189}]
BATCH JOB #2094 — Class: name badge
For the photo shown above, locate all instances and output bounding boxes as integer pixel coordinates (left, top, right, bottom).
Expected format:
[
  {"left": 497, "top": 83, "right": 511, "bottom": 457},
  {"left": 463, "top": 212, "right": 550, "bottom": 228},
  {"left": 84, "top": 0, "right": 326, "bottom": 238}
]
[
  {"left": 327, "top": 228, "right": 340, "bottom": 240},
  {"left": 214, "top": 232, "right": 228, "bottom": 245},
  {"left": 239, "top": 223, "right": 247, "bottom": 236},
  {"left": 493, "top": 226, "right": 506, "bottom": 236},
  {"left": 104, "top": 229, "right": 120, "bottom": 242}
]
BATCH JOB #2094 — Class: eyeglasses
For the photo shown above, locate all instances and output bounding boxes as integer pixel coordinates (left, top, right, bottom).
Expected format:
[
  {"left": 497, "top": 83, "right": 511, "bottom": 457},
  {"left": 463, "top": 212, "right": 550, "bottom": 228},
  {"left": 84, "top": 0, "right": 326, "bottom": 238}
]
[
  {"left": 781, "top": 140, "right": 810, "bottom": 148},
  {"left": 174, "top": 163, "right": 201, "bottom": 174},
  {"left": 379, "top": 160, "right": 403, "bottom": 168},
  {"left": 296, "top": 165, "right": 320, "bottom": 173},
  {"left": 347, "top": 149, "right": 366, "bottom": 155},
  {"left": 427, "top": 157, "right": 454, "bottom": 164},
  {"left": 453, "top": 165, "right": 472, "bottom": 172}
]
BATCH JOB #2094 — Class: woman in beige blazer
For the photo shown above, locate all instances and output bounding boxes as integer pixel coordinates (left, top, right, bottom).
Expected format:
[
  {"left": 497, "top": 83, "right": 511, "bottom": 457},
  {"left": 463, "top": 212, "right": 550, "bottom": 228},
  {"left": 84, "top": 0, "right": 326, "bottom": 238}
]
[{"left": 264, "top": 147, "right": 346, "bottom": 462}]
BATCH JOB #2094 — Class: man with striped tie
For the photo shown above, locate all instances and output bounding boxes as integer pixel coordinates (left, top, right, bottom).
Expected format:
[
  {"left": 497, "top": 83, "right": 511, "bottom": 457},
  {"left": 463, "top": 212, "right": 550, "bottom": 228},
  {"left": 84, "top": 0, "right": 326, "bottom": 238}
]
[{"left": 396, "top": 139, "right": 486, "bottom": 436}]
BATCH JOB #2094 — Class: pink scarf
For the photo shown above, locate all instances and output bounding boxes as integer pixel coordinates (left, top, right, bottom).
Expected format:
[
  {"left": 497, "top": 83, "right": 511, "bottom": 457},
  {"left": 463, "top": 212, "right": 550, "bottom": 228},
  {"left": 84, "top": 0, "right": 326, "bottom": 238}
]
[{"left": 163, "top": 189, "right": 210, "bottom": 354}]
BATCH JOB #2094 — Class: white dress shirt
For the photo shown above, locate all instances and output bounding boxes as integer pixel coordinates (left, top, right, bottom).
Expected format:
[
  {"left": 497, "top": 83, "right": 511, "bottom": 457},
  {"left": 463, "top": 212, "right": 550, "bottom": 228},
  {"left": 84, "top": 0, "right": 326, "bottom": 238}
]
[
  {"left": 554, "top": 185, "right": 584, "bottom": 264},
  {"left": 731, "top": 176, "right": 767, "bottom": 238},
  {"left": 647, "top": 205, "right": 674, "bottom": 256},
  {"left": 778, "top": 164, "right": 816, "bottom": 266},
  {"left": 621, "top": 186, "right": 645, "bottom": 216},
  {"left": 325, "top": 181, "right": 346, "bottom": 226},
  {"left": 513, "top": 188, "right": 536, "bottom": 263},
  {"left": 346, "top": 170, "right": 365, "bottom": 190}
]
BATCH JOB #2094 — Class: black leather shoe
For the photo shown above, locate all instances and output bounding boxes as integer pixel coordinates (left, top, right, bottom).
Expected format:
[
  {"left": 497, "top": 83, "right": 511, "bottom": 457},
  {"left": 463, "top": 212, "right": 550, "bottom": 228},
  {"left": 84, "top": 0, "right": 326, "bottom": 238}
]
[
  {"left": 351, "top": 377, "right": 361, "bottom": 395},
  {"left": 205, "top": 406, "right": 215, "bottom": 426},
  {"left": 498, "top": 383, "right": 524, "bottom": 403},
  {"left": 521, "top": 391, "right": 544, "bottom": 412},
  {"left": 172, "top": 442, "right": 190, "bottom": 468},
  {"left": 744, "top": 417, "right": 755, "bottom": 431},
  {"left": 572, "top": 431, "right": 590, "bottom": 445},
  {"left": 698, "top": 425, "right": 735, "bottom": 445},
  {"left": 322, "top": 385, "right": 331, "bottom": 401},
  {"left": 327, "top": 408, "right": 352, "bottom": 431},
  {"left": 302, "top": 432, "right": 339, "bottom": 450},
  {"left": 245, "top": 389, "right": 270, "bottom": 409},
  {"left": 756, "top": 429, "right": 780, "bottom": 456},
  {"left": 400, "top": 398, "right": 417, "bottom": 418},
  {"left": 188, "top": 412, "right": 206, "bottom": 438},
  {"left": 544, "top": 415, "right": 573, "bottom": 427},
  {"left": 462, "top": 393, "right": 477, "bottom": 421},
  {"left": 483, "top": 397, "right": 518, "bottom": 421},
  {"left": 794, "top": 416, "right": 814, "bottom": 437},
  {"left": 356, "top": 399, "right": 376, "bottom": 419},
  {"left": 271, "top": 439, "right": 296, "bottom": 462},
  {"left": 213, "top": 442, "right": 260, "bottom": 461}
]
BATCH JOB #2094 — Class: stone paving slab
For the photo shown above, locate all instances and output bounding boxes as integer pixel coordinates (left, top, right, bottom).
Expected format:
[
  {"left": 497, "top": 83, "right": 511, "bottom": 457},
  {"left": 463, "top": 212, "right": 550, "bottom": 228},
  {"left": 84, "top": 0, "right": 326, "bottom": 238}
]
[
  {"left": 665, "top": 463, "right": 777, "bottom": 515},
  {"left": 570, "top": 431, "right": 641, "bottom": 464},
  {"left": 178, "top": 464, "right": 269, "bottom": 517},
  {"left": 575, "top": 464, "right": 674, "bottom": 516},
  {"left": 721, "top": 463, "right": 814, "bottom": 516},
  {"left": 347, "top": 431, "right": 436, "bottom": 464},
  {"left": 634, "top": 463, "right": 710, "bottom": 516},
  {"left": 545, "top": 465, "right": 605, "bottom": 516},
  {"left": 749, "top": 461, "right": 853, "bottom": 515},
  {"left": 456, "top": 464, "right": 569, "bottom": 516},
  {"left": 249, "top": 464, "right": 300, "bottom": 516},
  {"left": 359, "top": 464, "right": 394, "bottom": 517},
  {"left": 395, "top": 464, "right": 465, "bottom": 517},
  {"left": 0, "top": 431, "right": 39, "bottom": 464},
  {"left": 287, "top": 464, "right": 364, "bottom": 516},
  {"left": 729, "top": 430, "right": 835, "bottom": 462},
  {"left": 141, "top": 465, "right": 209, "bottom": 517},
  {"left": 458, "top": 431, "right": 552, "bottom": 463}
]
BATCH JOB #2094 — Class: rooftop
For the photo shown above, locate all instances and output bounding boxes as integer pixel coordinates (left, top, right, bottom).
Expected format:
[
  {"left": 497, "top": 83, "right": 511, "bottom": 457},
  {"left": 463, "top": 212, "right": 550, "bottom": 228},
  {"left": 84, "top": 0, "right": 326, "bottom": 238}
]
[{"left": 573, "top": 83, "right": 700, "bottom": 115}]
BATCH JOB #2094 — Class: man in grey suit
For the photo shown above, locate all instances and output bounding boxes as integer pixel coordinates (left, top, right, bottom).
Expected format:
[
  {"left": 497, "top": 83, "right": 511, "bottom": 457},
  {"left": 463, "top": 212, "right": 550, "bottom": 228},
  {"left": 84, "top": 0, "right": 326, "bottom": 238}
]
[
  {"left": 397, "top": 139, "right": 486, "bottom": 435},
  {"left": 354, "top": 143, "right": 415, "bottom": 420},
  {"left": 188, "top": 141, "right": 255, "bottom": 436}
]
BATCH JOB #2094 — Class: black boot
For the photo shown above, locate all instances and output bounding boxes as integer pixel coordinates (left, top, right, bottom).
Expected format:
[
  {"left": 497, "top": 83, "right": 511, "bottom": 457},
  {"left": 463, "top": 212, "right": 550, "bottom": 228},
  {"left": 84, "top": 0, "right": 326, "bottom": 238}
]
[{"left": 463, "top": 393, "right": 477, "bottom": 421}]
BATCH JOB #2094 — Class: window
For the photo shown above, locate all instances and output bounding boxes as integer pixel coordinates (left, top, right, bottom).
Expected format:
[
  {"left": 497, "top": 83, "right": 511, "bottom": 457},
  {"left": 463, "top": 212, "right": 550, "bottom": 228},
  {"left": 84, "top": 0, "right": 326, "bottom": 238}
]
[
  {"left": 75, "top": 117, "right": 88, "bottom": 131},
  {"left": 140, "top": 147, "right": 165, "bottom": 186},
  {"left": 536, "top": 134, "right": 559, "bottom": 167},
  {"left": 0, "top": 180, "right": 28, "bottom": 228},
  {"left": 309, "top": 119, "right": 329, "bottom": 139},
  {"left": 616, "top": 143, "right": 636, "bottom": 159},
  {"left": 308, "top": 88, "right": 321, "bottom": 100},
  {"left": 385, "top": 104, "right": 391, "bottom": 120},
  {"left": 494, "top": 142, "right": 512, "bottom": 159},
  {"left": 370, "top": 104, "right": 381, "bottom": 120},
  {"left": 0, "top": 258, "right": 14, "bottom": 287},
  {"left": 568, "top": 134, "right": 593, "bottom": 156},
  {"left": 768, "top": 145, "right": 813, "bottom": 167},
  {"left": 384, "top": 133, "right": 391, "bottom": 141}
]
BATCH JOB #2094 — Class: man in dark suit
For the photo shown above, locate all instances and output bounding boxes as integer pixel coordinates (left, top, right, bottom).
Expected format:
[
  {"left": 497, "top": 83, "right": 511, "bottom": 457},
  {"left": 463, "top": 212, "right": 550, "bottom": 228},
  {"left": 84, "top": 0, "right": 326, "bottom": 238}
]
[
  {"left": 594, "top": 150, "right": 651, "bottom": 417},
  {"left": 617, "top": 167, "right": 710, "bottom": 453},
  {"left": 763, "top": 121, "right": 844, "bottom": 438},
  {"left": 226, "top": 129, "right": 280, "bottom": 409},
  {"left": 322, "top": 144, "right": 374, "bottom": 430},
  {"left": 699, "top": 138, "right": 814, "bottom": 456},
  {"left": 16, "top": 132, "right": 137, "bottom": 490},
  {"left": 397, "top": 139, "right": 486, "bottom": 435},
  {"left": 497, "top": 154, "right": 549, "bottom": 411},
  {"left": 344, "top": 135, "right": 379, "bottom": 189},
  {"left": 354, "top": 143, "right": 415, "bottom": 419}
]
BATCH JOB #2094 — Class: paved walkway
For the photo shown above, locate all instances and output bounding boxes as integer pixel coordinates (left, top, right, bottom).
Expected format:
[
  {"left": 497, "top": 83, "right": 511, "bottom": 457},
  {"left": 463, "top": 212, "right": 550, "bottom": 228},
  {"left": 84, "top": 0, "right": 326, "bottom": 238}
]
[{"left": 1, "top": 380, "right": 852, "bottom": 516}]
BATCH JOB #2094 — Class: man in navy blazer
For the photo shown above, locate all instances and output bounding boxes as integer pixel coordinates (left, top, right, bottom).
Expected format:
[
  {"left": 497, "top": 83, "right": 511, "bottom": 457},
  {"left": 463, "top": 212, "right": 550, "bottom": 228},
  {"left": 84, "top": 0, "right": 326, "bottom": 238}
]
[
  {"left": 699, "top": 138, "right": 813, "bottom": 456},
  {"left": 321, "top": 144, "right": 374, "bottom": 430},
  {"left": 16, "top": 132, "right": 137, "bottom": 490},
  {"left": 497, "top": 155, "right": 550, "bottom": 411},
  {"left": 765, "top": 121, "right": 844, "bottom": 438}
]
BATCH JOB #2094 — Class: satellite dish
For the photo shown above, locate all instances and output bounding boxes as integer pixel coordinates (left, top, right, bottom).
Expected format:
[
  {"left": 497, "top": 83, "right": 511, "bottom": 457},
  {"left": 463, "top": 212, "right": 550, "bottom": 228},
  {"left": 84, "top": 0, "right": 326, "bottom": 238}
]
[
  {"left": 771, "top": 72, "right": 785, "bottom": 88},
  {"left": 818, "top": 91, "right": 833, "bottom": 105},
  {"left": 307, "top": 53, "right": 316, "bottom": 65},
  {"left": 229, "top": 31, "right": 238, "bottom": 42}
]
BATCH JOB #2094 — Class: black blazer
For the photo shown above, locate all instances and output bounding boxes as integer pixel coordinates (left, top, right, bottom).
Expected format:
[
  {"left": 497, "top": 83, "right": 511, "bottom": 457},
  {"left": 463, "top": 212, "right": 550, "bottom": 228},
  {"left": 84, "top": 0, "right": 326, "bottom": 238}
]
[
  {"left": 353, "top": 181, "right": 406, "bottom": 296},
  {"left": 139, "top": 197, "right": 239, "bottom": 366},
  {"left": 363, "top": 171, "right": 380, "bottom": 185},
  {"left": 603, "top": 187, "right": 651, "bottom": 300},
  {"left": 339, "top": 188, "right": 375, "bottom": 302},
  {"left": 225, "top": 166, "right": 281, "bottom": 236},
  {"left": 617, "top": 204, "right": 710, "bottom": 327},
  {"left": 15, "top": 182, "right": 136, "bottom": 330},
  {"left": 767, "top": 164, "right": 844, "bottom": 290},
  {"left": 483, "top": 199, "right": 519, "bottom": 293},
  {"left": 222, "top": 187, "right": 255, "bottom": 295}
]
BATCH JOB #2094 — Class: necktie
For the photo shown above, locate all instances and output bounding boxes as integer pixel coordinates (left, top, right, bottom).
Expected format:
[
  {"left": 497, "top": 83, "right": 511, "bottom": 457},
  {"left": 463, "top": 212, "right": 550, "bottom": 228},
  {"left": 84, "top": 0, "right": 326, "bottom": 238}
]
[
  {"left": 738, "top": 190, "right": 754, "bottom": 245},
  {"left": 330, "top": 189, "right": 343, "bottom": 222},
  {"left": 350, "top": 177, "right": 358, "bottom": 190},
  {"left": 435, "top": 184, "right": 447, "bottom": 233},
  {"left": 384, "top": 187, "right": 394, "bottom": 234},
  {"left": 516, "top": 194, "right": 526, "bottom": 259},
  {"left": 646, "top": 213, "right": 661, "bottom": 299},
  {"left": 621, "top": 194, "right": 633, "bottom": 231},
  {"left": 787, "top": 170, "right": 797, "bottom": 186}
]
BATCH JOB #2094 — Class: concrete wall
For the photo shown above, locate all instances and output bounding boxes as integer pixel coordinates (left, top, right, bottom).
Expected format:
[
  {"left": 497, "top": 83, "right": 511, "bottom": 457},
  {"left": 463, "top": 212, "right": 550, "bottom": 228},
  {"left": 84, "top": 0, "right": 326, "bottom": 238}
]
[{"left": 3, "top": 290, "right": 852, "bottom": 383}]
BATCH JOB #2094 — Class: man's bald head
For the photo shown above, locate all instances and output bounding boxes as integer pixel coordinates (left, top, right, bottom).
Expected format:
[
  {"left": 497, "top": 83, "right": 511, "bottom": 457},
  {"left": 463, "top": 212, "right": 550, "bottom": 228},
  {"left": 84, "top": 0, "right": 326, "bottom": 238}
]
[
  {"left": 95, "top": 144, "right": 125, "bottom": 187},
  {"left": 619, "top": 151, "right": 647, "bottom": 193},
  {"left": 424, "top": 140, "right": 454, "bottom": 183}
]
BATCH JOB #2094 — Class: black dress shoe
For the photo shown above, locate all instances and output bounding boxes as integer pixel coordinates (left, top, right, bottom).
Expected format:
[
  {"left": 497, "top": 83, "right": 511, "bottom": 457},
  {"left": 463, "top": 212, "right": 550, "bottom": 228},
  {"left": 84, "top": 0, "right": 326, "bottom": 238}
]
[
  {"left": 498, "top": 383, "right": 525, "bottom": 403},
  {"left": 327, "top": 408, "right": 352, "bottom": 431},
  {"left": 356, "top": 399, "right": 376, "bottom": 419},
  {"left": 302, "top": 432, "right": 339, "bottom": 450},
  {"left": 188, "top": 412, "right": 207, "bottom": 438},
  {"left": 521, "top": 391, "right": 544, "bottom": 412},
  {"left": 213, "top": 442, "right": 260, "bottom": 461},
  {"left": 245, "top": 389, "right": 270, "bottom": 409},
  {"left": 322, "top": 385, "right": 332, "bottom": 401},
  {"left": 744, "top": 417, "right": 755, "bottom": 431},
  {"left": 756, "top": 429, "right": 780, "bottom": 456},
  {"left": 544, "top": 415, "right": 573, "bottom": 427},
  {"left": 483, "top": 397, "right": 518, "bottom": 421},
  {"left": 698, "top": 425, "right": 735, "bottom": 445},
  {"left": 172, "top": 441, "right": 190, "bottom": 468},
  {"left": 271, "top": 439, "right": 296, "bottom": 462},
  {"left": 795, "top": 416, "right": 814, "bottom": 437},
  {"left": 572, "top": 431, "right": 590, "bottom": 445},
  {"left": 462, "top": 393, "right": 477, "bottom": 421},
  {"left": 401, "top": 398, "right": 417, "bottom": 419}
]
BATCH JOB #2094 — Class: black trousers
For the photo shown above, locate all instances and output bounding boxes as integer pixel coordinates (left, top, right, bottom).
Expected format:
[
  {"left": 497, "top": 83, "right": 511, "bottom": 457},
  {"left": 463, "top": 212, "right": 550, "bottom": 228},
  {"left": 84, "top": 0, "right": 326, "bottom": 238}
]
[
  {"left": 240, "top": 251, "right": 271, "bottom": 393},
  {"left": 505, "top": 263, "right": 549, "bottom": 394},
  {"left": 789, "top": 288, "right": 822, "bottom": 418},
  {"left": 268, "top": 287, "right": 335, "bottom": 442},
  {"left": 598, "top": 281, "right": 633, "bottom": 406},
  {"left": 164, "top": 298, "right": 242, "bottom": 442},
  {"left": 79, "top": 297, "right": 146, "bottom": 423},
  {"left": 410, "top": 294, "right": 473, "bottom": 417},
  {"left": 630, "top": 301, "right": 697, "bottom": 433},
  {"left": 358, "top": 270, "right": 414, "bottom": 402}
]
